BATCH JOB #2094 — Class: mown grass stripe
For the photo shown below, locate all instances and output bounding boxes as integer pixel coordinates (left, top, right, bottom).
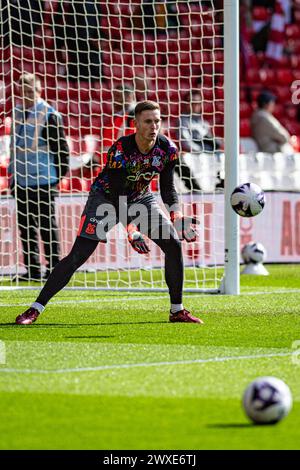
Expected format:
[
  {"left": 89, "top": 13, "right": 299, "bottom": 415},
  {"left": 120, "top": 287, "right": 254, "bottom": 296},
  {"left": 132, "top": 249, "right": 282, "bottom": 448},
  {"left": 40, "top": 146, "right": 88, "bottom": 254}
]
[{"left": 1, "top": 288, "right": 300, "bottom": 308}]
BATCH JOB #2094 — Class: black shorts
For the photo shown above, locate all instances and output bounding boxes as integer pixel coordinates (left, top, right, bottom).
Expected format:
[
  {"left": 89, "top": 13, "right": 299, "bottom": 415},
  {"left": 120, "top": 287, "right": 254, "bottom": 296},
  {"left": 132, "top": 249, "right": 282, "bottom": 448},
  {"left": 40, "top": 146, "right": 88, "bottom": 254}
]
[{"left": 77, "top": 188, "right": 177, "bottom": 242}]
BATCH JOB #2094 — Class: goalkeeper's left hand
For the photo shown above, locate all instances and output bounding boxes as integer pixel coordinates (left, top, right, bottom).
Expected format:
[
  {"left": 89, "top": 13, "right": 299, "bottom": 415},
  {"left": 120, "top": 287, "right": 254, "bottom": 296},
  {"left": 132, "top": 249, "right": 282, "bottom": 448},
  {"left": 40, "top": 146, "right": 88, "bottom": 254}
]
[
  {"left": 170, "top": 211, "right": 200, "bottom": 243},
  {"left": 127, "top": 224, "right": 150, "bottom": 255}
]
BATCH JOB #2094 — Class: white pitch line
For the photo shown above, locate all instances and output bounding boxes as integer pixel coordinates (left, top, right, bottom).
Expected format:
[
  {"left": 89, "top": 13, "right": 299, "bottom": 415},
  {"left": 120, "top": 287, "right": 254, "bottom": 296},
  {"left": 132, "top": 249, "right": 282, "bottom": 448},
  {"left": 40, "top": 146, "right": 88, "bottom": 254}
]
[
  {"left": 1, "top": 288, "right": 300, "bottom": 308},
  {"left": 242, "top": 289, "right": 300, "bottom": 296},
  {"left": 0, "top": 351, "right": 292, "bottom": 375}
]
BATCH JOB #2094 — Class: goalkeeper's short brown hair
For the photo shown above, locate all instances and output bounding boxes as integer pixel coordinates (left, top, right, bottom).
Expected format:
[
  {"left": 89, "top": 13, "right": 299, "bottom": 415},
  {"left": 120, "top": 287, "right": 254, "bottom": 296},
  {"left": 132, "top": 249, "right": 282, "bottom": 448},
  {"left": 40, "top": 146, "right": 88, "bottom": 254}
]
[{"left": 135, "top": 101, "right": 160, "bottom": 117}]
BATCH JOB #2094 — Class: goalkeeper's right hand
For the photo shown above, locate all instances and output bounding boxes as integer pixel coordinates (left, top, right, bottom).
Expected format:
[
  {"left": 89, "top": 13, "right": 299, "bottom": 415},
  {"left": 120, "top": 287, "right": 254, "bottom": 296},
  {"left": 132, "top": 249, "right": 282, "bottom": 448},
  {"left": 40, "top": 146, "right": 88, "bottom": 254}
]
[
  {"left": 170, "top": 211, "right": 200, "bottom": 243},
  {"left": 127, "top": 224, "right": 150, "bottom": 255}
]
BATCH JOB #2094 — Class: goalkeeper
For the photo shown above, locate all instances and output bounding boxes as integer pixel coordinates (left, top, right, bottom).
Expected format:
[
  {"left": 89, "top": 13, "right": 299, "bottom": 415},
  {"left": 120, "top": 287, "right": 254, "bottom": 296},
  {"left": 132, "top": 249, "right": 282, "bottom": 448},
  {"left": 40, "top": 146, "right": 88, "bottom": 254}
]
[{"left": 16, "top": 101, "right": 203, "bottom": 325}]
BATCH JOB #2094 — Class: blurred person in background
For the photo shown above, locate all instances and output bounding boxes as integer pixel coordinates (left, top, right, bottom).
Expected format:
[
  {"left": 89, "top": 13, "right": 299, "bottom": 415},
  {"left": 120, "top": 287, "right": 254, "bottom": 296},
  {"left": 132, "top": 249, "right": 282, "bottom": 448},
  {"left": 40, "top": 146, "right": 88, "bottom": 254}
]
[
  {"left": 133, "top": 1, "right": 179, "bottom": 36},
  {"left": 102, "top": 85, "right": 136, "bottom": 153},
  {"left": 177, "top": 90, "right": 222, "bottom": 191},
  {"left": 251, "top": 91, "right": 294, "bottom": 154},
  {"left": 9, "top": 73, "right": 69, "bottom": 281},
  {"left": 53, "top": 0, "right": 102, "bottom": 82},
  {"left": 2, "top": 0, "right": 43, "bottom": 48}
]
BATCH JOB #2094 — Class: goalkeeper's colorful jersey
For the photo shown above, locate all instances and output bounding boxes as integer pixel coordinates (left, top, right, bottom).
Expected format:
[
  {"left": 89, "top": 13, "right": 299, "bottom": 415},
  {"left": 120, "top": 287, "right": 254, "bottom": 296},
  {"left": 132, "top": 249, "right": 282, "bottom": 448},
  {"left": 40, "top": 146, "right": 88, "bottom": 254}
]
[{"left": 93, "top": 133, "right": 179, "bottom": 203}]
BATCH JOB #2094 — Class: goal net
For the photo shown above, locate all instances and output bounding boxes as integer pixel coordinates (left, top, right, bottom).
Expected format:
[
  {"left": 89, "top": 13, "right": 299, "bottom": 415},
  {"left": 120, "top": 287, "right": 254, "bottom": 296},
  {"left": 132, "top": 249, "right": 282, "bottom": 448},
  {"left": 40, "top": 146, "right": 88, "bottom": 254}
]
[{"left": 0, "top": 0, "right": 237, "bottom": 293}]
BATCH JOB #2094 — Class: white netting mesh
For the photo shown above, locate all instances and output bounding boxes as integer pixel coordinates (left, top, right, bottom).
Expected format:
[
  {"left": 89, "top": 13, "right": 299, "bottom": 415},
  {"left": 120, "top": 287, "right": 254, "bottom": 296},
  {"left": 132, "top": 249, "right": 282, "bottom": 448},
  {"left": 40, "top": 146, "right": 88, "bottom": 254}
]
[{"left": 0, "top": 0, "right": 225, "bottom": 291}]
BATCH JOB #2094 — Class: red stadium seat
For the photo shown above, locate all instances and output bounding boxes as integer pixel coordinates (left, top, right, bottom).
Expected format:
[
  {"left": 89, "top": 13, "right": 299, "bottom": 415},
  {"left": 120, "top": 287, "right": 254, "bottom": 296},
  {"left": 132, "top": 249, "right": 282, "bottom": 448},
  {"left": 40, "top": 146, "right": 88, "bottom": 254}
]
[
  {"left": 277, "top": 55, "right": 290, "bottom": 68},
  {"left": 250, "top": 87, "right": 263, "bottom": 103},
  {"left": 133, "top": 40, "right": 145, "bottom": 55},
  {"left": 122, "top": 53, "right": 134, "bottom": 66},
  {"left": 214, "top": 124, "right": 224, "bottom": 138},
  {"left": 215, "top": 101, "right": 224, "bottom": 114},
  {"left": 99, "top": 88, "right": 112, "bottom": 102},
  {"left": 276, "top": 69, "right": 293, "bottom": 86},
  {"left": 273, "top": 86, "right": 291, "bottom": 103},
  {"left": 240, "top": 102, "right": 253, "bottom": 119},
  {"left": 57, "top": 100, "right": 68, "bottom": 115},
  {"left": 240, "top": 119, "right": 252, "bottom": 138},
  {"left": 81, "top": 178, "right": 91, "bottom": 192},
  {"left": 70, "top": 177, "right": 83, "bottom": 193},
  {"left": 179, "top": 13, "right": 189, "bottom": 26},
  {"left": 109, "top": 17, "right": 121, "bottom": 29},
  {"left": 0, "top": 176, "right": 8, "bottom": 193},
  {"left": 284, "top": 105, "right": 298, "bottom": 120},
  {"left": 169, "top": 102, "right": 180, "bottom": 116},
  {"left": 246, "top": 69, "right": 260, "bottom": 85},
  {"left": 273, "top": 104, "right": 284, "bottom": 120},
  {"left": 213, "top": 51, "right": 224, "bottom": 73},
  {"left": 179, "top": 39, "right": 190, "bottom": 52},
  {"left": 202, "top": 101, "right": 214, "bottom": 117},
  {"left": 134, "top": 55, "right": 146, "bottom": 66},
  {"left": 67, "top": 117, "right": 80, "bottom": 136},
  {"left": 122, "top": 38, "right": 133, "bottom": 54},
  {"left": 168, "top": 39, "right": 179, "bottom": 55},
  {"left": 286, "top": 24, "right": 300, "bottom": 39},
  {"left": 102, "top": 64, "right": 113, "bottom": 80},
  {"left": 281, "top": 120, "right": 300, "bottom": 135},
  {"left": 287, "top": 38, "right": 300, "bottom": 54},
  {"left": 78, "top": 88, "right": 91, "bottom": 101},
  {"left": 215, "top": 87, "right": 224, "bottom": 100},
  {"left": 252, "top": 6, "right": 271, "bottom": 21},
  {"left": 0, "top": 165, "right": 7, "bottom": 177},
  {"left": 201, "top": 88, "right": 214, "bottom": 102},
  {"left": 295, "top": 10, "right": 300, "bottom": 23},
  {"left": 68, "top": 177, "right": 91, "bottom": 193},
  {"left": 255, "top": 51, "right": 265, "bottom": 67},
  {"left": 291, "top": 54, "right": 300, "bottom": 68},
  {"left": 57, "top": 177, "right": 71, "bottom": 193},
  {"left": 259, "top": 69, "right": 276, "bottom": 86},
  {"left": 293, "top": 69, "right": 300, "bottom": 80},
  {"left": 240, "top": 86, "right": 248, "bottom": 101},
  {"left": 90, "top": 116, "right": 103, "bottom": 135}
]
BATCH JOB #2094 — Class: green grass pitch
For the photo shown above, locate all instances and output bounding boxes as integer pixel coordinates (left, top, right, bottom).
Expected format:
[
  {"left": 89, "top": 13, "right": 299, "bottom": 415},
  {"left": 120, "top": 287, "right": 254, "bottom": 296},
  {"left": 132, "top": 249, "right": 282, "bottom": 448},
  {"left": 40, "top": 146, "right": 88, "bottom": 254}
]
[{"left": 0, "top": 265, "right": 300, "bottom": 450}]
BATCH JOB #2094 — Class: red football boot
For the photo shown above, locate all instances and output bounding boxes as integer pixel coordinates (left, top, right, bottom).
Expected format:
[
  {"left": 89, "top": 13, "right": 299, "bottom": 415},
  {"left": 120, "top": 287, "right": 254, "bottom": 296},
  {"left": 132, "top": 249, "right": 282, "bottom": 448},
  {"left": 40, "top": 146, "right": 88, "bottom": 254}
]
[
  {"left": 15, "top": 308, "right": 40, "bottom": 325},
  {"left": 169, "top": 309, "right": 204, "bottom": 324}
]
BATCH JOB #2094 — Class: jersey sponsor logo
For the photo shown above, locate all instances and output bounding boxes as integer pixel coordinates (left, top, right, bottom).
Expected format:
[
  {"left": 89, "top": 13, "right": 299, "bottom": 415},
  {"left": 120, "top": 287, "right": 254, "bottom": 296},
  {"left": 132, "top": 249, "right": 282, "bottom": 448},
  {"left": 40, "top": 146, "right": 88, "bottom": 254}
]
[
  {"left": 90, "top": 217, "right": 103, "bottom": 225},
  {"left": 114, "top": 150, "right": 122, "bottom": 158},
  {"left": 127, "top": 170, "right": 157, "bottom": 182},
  {"left": 85, "top": 223, "right": 96, "bottom": 235},
  {"left": 152, "top": 155, "right": 161, "bottom": 167}
]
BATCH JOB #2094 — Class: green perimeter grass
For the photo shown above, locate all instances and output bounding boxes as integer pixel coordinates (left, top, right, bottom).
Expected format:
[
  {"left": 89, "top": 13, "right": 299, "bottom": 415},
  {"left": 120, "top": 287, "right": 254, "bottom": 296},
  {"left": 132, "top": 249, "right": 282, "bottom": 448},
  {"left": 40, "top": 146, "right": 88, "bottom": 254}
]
[{"left": 0, "top": 264, "right": 299, "bottom": 449}]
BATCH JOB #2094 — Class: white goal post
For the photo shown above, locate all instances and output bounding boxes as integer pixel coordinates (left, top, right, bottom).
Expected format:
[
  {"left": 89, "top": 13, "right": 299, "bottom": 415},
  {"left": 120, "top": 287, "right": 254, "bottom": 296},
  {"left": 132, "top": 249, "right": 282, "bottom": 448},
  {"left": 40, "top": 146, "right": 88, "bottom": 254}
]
[
  {"left": 0, "top": 0, "right": 239, "bottom": 294},
  {"left": 224, "top": 0, "right": 240, "bottom": 295}
]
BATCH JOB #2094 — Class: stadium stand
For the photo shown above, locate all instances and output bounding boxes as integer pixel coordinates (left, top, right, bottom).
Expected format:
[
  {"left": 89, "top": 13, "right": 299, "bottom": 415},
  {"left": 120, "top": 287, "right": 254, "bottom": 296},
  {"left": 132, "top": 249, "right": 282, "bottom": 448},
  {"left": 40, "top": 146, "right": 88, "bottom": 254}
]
[{"left": 1, "top": 0, "right": 300, "bottom": 193}]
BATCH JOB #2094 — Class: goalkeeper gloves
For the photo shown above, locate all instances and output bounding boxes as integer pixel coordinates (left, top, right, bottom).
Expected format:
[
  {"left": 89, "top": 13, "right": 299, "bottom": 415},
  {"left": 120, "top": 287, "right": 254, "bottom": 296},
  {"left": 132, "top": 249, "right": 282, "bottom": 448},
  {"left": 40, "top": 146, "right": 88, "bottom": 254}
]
[
  {"left": 127, "top": 224, "right": 150, "bottom": 255},
  {"left": 170, "top": 211, "right": 200, "bottom": 243}
]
